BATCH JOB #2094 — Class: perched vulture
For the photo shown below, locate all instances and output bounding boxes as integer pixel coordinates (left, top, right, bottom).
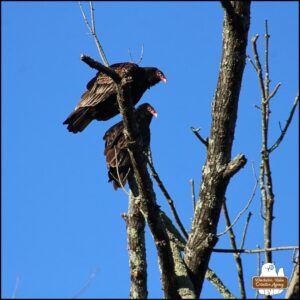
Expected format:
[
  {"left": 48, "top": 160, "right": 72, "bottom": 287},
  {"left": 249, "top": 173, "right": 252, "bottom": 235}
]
[
  {"left": 103, "top": 103, "right": 157, "bottom": 190},
  {"left": 63, "top": 63, "right": 166, "bottom": 133}
]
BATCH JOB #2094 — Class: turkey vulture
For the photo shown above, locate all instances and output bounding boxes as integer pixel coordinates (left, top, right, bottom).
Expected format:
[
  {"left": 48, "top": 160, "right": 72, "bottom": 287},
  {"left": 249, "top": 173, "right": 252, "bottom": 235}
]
[
  {"left": 103, "top": 103, "right": 157, "bottom": 190},
  {"left": 63, "top": 63, "right": 165, "bottom": 133}
]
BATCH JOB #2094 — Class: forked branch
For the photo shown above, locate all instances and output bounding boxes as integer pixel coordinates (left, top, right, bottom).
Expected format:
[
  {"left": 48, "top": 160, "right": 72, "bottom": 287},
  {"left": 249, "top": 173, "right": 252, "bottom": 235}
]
[{"left": 79, "top": 1, "right": 109, "bottom": 66}]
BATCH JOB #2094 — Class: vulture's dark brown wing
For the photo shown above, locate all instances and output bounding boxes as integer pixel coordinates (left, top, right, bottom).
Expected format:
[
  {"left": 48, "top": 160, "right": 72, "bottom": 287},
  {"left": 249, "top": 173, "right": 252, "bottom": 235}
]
[
  {"left": 103, "top": 120, "right": 131, "bottom": 190},
  {"left": 76, "top": 63, "right": 140, "bottom": 110},
  {"left": 63, "top": 63, "right": 141, "bottom": 133}
]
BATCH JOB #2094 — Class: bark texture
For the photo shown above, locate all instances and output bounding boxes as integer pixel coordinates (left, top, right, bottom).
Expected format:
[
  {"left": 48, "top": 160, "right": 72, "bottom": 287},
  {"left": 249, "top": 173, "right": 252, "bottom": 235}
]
[
  {"left": 125, "top": 187, "right": 148, "bottom": 299},
  {"left": 183, "top": 2, "right": 251, "bottom": 297}
]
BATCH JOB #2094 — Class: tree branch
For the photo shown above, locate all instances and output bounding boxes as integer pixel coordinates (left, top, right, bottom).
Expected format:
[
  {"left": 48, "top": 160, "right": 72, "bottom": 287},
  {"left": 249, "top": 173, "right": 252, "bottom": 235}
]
[
  {"left": 72, "top": 268, "right": 99, "bottom": 299},
  {"left": 206, "top": 268, "right": 237, "bottom": 299},
  {"left": 269, "top": 93, "right": 299, "bottom": 153},
  {"left": 191, "top": 127, "right": 208, "bottom": 147},
  {"left": 213, "top": 246, "right": 299, "bottom": 254},
  {"left": 147, "top": 150, "right": 189, "bottom": 240},
  {"left": 223, "top": 154, "right": 247, "bottom": 179},
  {"left": 80, "top": 54, "right": 121, "bottom": 82},
  {"left": 251, "top": 21, "right": 276, "bottom": 266},
  {"left": 12, "top": 274, "right": 20, "bottom": 299},
  {"left": 246, "top": 54, "right": 258, "bottom": 72},
  {"left": 252, "top": 34, "right": 266, "bottom": 101},
  {"left": 222, "top": 200, "right": 246, "bottom": 298},
  {"left": 78, "top": 1, "right": 109, "bottom": 66},
  {"left": 240, "top": 212, "right": 252, "bottom": 250},
  {"left": 218, "top": 163, "right": 258, "bottom": 237},
  {"left": 266, "top": 82, "right": 281, "bottom": 102}
]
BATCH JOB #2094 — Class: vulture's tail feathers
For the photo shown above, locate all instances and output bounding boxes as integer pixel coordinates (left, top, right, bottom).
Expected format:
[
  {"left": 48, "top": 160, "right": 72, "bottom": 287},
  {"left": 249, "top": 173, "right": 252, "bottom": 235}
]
[{"left": 63, "top": 107, "right": 92, "bottom": 133}]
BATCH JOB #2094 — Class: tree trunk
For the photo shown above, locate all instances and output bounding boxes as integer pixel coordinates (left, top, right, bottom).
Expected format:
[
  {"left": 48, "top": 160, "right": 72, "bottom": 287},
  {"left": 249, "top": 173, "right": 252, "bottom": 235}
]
[{"left": 184, "top": 2, "right": 251, "bottom": 297}]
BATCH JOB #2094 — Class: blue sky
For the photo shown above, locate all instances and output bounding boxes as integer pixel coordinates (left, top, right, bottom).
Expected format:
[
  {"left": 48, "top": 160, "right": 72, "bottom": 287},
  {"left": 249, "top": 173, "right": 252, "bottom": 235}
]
[{"left": 2, "top": 1, "right": 298, "bottom": 298}]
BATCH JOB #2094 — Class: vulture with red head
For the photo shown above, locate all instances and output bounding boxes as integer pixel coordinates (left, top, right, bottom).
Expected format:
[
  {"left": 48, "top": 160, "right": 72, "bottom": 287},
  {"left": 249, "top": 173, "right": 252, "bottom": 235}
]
[
  {"left": 103, "top": 103, "right": 157, "bottom": 190},
  {"left": 63, "top": 63, "right": 165, "bottom": 133}
]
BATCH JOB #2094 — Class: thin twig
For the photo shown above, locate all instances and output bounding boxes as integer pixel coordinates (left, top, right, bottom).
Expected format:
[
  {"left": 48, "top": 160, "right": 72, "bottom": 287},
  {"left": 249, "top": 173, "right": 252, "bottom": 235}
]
[
  {"left": 128, "top": 48, "right": 134, "bottom": 63},
  {"left": 264, "top": 20, "right": 270, "bottom": 100},
  {"left": 189, "top": 179, "right": 196, "bottom": 211},
  {"left": 79, "top": 2, "right": 93, "bottom": 33},
  {"left": 279, "top": 121, "right": 283, "bottom": 132},
  {"left": 73, "top": 268, "right": 99, "bottom": 298},
  {"left": 137, "top": 44, "right": 144, "bottom": 65},
  {"left": 212, "top": 246, "right": 299, "bottom": 254},
  {"left": 266, "top": 82, "right": 281, "bottom": 102},
  {"left": 246, "top": 54, "right": 258, "bottom": 72},
  {"left": 191, "top": 127, "right": 208, "bottom": 147},
  {"left": 12, "top": 274, "right": 20, "bottom": 299},
  {"left": 222, "top": 200, "right": 246, "bottom": 298},
  {"left": 128, "top": 44, "right": 144, "bottom": 65},
  {"left": 240, "top": 212, "right": 252, "bottom": 250},
  {"left": 147, "top": 150, "right": 188, "bottom": 240},
  {"left": 217, "top": 163, "right": 258, "bottom": 237},
  {"left": 269, "top": 94, "right": 299, "bottom": 153},
  {"left": 78, "top": 1, "right": 109, "bottom": 66},
  {"left": 89, "top": 1, "right": 95, "bottom": 33}
]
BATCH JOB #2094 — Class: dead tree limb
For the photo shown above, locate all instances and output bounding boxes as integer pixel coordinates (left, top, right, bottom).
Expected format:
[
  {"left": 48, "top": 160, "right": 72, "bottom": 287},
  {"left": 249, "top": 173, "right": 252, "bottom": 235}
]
[
  {"left": 183, "top": 2, "right": 251, "bottom": 297},
  {"left": 252, "top": 28, "right": 275, "bottom": 265},
  {"left": 122, "top": 190, "right": 148, "bottom": 299},
  {"left": 250, "top": 21, "right": 298, "bottom": 268},
  {"left": 191, "top": 127, "right": 208, "bottom": 147}
]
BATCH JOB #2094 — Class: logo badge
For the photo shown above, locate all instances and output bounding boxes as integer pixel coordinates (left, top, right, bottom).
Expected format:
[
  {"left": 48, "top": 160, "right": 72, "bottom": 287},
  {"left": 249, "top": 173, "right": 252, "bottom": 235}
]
[{"left": 252, "top": 263, "right": 288, "bottom": 295}]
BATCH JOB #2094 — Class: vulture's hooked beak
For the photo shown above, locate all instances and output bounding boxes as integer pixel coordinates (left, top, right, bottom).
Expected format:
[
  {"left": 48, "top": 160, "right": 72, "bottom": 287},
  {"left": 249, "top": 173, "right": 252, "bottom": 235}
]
[{"left": 160, "top": 74, "right": 167, "bottom": 83}]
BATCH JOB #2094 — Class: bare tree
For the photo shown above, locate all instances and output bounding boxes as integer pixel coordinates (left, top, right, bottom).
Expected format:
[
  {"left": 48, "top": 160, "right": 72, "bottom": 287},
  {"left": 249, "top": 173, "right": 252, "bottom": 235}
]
[{"left": 76, "top": 1, "right": 298, "bottom": 298}]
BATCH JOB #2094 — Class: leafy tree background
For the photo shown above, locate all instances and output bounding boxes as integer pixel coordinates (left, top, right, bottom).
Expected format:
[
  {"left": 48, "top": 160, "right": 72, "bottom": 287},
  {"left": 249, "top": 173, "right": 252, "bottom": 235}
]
[{"left": 2, "top": 2, "right": 298, "bottom": 298}]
